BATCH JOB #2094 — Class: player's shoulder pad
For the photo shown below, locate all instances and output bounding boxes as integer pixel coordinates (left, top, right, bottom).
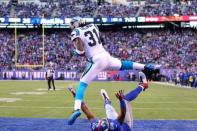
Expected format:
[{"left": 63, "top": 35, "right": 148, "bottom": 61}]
[{"left": 71, "top": 28, "right": 81, "bottom": 41}]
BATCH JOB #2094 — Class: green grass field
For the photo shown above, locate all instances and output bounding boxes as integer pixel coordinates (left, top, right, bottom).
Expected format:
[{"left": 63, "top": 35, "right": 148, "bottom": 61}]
[{"left": 0, "top": 80, "right": 197, "bottom": 120}]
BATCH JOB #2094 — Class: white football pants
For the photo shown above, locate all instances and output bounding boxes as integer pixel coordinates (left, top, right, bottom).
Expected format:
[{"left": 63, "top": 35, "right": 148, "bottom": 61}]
[{"left": 80, "top": 51, "right": 121, "bottom": 84}]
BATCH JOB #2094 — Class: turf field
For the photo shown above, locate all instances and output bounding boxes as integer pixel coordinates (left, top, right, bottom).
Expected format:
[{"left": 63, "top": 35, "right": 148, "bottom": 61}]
[
  {"left": 0, "top": 80, "right": 197, "bottom": 119},
  {"left": 0, "top": 80, "right": 197, "bottom": 131}
]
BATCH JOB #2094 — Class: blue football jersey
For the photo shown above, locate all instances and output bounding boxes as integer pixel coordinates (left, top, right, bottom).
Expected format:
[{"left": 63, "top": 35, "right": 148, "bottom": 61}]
[{"left": 108, "top": 119, "right": 131, "bottom": 131}]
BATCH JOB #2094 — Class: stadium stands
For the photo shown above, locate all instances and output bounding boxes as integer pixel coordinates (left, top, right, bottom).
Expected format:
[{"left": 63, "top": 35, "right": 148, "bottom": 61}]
[
  {"left": 1, "top": 0, "right": 196, "bottom": 17},
  {"left": 14, "top": 3, "right": 57, "bottom": 18},
  {"left": 0, "top": 0, "right": 196, "bottom": 83},
  {"left": 140, "top": 0, "right": 197, "bottom": 16},
  {"left": 0, "top": 2, "right": 12, "bottom": 17},
  {"left": 96, "top": 3, "right": 139, "bottom": 17},
  {"left": 0, "top": 29, "right": 196, "bottom": 72}
]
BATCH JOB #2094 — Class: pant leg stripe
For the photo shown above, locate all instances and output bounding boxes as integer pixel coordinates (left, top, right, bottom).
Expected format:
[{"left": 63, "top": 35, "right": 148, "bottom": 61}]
[{"left": 81, "top": 61, "right": 93, "bottom": 78}]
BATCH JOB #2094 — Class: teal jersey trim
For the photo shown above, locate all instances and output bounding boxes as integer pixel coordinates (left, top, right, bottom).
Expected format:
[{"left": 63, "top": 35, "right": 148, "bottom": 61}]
[
  {"left": 73, "top": 28, "right": 80, "bottom": 36},
  {"left": 81, "top": 58, "right": 94, "bottom": 78}
]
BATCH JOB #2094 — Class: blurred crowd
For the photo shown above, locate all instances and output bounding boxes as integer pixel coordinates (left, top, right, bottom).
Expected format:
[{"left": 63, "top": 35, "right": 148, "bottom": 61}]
[
  {"left": 140, "top": 0, "right": 197, "bottom": 16},
  {"left": 96, "top": 3, "right": 139, "bottom": 17},
  {"left": 0, "top": 0, "right": 196, "bottom": 17},
  {"left": 0, "top": 31, "right": 15, "bottom": 69},
  {"left": 0, "top": 29, "right": 86, "bottom": 72},
  {"left": 0, "top": 29, "right": 196, "bottom": 74},
  {"left": 0, "top": 3, "right": 11, "bottom": 17},
  {"left": 174, "top": 69, "right": 197, "bottom": 88},
  {"left": 14, "top": 3, "right": 57, "bottom": 18}
]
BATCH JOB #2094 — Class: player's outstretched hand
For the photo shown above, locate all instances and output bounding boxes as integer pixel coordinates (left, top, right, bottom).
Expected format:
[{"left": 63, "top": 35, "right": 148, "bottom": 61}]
[
  {"left": 115, "top": 90, "right": 124, "bottom": 101},
  {"left": 68, "top": 84, "right": 76, "bottom": 97}
]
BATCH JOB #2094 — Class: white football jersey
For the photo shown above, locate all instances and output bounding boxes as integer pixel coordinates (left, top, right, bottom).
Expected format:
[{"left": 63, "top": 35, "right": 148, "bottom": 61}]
[{"left": 71, "top": 24, "right": 106, "bottom": 58}]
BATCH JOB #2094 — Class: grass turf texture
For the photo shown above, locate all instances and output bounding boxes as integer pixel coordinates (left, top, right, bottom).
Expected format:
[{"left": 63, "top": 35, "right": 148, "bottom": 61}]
[{"left": 0, "top": 81, "right": 197, "bottom": 120}]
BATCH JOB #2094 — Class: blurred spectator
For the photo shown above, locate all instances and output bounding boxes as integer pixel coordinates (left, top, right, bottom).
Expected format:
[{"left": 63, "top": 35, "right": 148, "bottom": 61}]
[{"left": 194, "top": 74, "right": 197, "bottom": 88}]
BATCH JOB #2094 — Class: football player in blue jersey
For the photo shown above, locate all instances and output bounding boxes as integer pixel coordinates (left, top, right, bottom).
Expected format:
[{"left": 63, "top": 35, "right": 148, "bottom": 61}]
[{"left": 68, "top": 71, "right": 148, "bottom": 131}]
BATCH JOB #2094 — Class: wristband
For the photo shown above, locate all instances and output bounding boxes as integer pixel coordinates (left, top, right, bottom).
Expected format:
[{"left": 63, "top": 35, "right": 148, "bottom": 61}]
[{"left": 75, "top": 49, "right": 85, "bottom": 55}]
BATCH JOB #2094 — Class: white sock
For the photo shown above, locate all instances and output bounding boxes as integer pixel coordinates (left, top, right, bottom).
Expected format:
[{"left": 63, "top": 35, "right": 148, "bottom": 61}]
[
  {"left": 138, "top": 85, "right": 144, "bottom": 90},
  {"left": 105, "top": 104, "right": 118, "bottom": 120},
  {"left": 74, "top": 99, "right": 82, "bottom": 110},
  {"left": 133, "top": 62, "right": 145, "bottom": 70}
]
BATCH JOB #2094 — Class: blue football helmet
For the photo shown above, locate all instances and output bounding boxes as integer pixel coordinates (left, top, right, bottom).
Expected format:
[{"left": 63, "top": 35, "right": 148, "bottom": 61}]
[{"left": 91, "top": 119, "right": 109, "bottom": 131}]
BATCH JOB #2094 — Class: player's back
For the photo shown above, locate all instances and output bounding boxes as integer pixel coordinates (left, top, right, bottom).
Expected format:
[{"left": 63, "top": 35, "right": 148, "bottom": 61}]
[{"left": 71, "top": 24, "right": 106, "bottom": 59}]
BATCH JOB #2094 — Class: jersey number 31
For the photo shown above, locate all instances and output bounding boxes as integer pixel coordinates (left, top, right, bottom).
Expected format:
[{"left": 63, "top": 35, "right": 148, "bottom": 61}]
[{"left": 84, "top": 29, "right": 101, "bottom": 47}]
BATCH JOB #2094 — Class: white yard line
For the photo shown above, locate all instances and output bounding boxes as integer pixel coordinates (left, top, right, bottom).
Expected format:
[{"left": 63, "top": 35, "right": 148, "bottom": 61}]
[
  {"left": 153, "top": 82, "right": 194, "bottom": 89},
  {"left": 0, "top": 98, "right": 21, "bottom": 102},
  {"left": 0, "top": 106, "right": 197, "bottom": 111},
  {"left": 11, "top": 92, "right": 46, "bottom": 95},
  {"left": 20, "top": 99, "right": 197, "bottom": 104}
]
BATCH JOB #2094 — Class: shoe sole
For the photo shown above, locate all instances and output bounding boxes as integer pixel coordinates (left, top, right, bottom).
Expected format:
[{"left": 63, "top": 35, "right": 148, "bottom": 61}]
[{"left": 100, "top": 89, "right": 110, "bottom": 101}]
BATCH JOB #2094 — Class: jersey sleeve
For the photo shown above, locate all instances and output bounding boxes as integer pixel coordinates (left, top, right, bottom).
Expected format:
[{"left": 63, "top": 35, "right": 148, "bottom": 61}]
[{"left": 71, "top": 28, "right": 81, "bottom": 41}]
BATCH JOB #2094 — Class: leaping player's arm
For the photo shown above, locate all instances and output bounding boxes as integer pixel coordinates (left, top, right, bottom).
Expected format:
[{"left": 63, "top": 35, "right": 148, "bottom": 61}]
[
  {"left": 115, "top": 90, "right": 126, "bottom": 124},
  {"left": 71, "top": 29, "right": 85, "bottom": 56},
  {"left": 73, "top": 38, "right": 85, "bottom": 55}
]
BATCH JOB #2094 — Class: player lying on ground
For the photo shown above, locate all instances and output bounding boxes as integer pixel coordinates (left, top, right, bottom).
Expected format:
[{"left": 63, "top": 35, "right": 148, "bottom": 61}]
[
  {"left": 68, "top": 72, "right": 148, "bottom": 130},
  {"left": 68, "top": 16, "right": 160, "bottom": 124}
]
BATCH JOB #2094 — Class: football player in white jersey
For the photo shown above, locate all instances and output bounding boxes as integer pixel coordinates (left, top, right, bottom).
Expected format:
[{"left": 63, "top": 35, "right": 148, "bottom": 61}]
[{"left": 68, "top": 16, "right": 160, "bottom": 125}]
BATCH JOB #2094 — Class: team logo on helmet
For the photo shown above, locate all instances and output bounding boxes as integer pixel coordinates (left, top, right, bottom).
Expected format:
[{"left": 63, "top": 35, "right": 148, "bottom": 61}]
[{"left": 91, "top": 119, "right": 109, "bottom": 131}]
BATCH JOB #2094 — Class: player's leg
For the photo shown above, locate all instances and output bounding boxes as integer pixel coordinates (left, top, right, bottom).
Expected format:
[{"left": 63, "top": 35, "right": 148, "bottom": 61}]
[
  {"left": 52, "top": 78, "right": 55, "bottom": 90},
  {"left": 68, "top": 57, "right": 106, "bottom": 125},
  {"left": 74, "top": 60, "right": 104, "bottom": 110},
  {"left": 48, "top": 77, "right": 51, "bottom": 90},
  {"left": 107, "top": 54, "right": 160, "bottom": 71},
  {"left": 74, "top": 55, "right": 109, "bottom": 111},
  {"left": 100, "top": 89, "right": 118, "bottom": 120}
]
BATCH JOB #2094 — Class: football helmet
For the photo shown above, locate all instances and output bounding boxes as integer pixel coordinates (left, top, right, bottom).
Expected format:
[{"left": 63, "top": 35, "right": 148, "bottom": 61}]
[
  {"left": 70, "top": 16, "right": 84, "bottom": 29},
  {"left": 91, "top": 119, "right": 109, "bottom": 131}
]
